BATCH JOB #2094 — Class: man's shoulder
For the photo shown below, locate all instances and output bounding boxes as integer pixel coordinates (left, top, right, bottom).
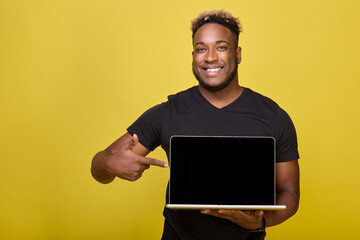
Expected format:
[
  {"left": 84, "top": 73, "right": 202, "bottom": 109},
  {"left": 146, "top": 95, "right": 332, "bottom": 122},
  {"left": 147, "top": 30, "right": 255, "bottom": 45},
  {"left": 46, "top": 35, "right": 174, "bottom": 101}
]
[
  {"left": 140, "top": 86, "right": 196, "bottom": 116},
  {"left": 166, "top": 86, "right": 198, "bottom": 108},
  {"left": 244, "top": 88, "right": 281, "bottom": 110},
  {"left": 167, "top": 86, "right": 197, "bottom": 101}
]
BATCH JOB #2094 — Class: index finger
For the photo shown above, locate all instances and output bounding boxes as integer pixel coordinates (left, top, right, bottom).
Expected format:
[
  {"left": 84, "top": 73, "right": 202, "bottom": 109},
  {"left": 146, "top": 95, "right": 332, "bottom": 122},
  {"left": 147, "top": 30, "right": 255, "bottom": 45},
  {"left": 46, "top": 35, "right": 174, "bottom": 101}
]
[
  {"left": 139, "top": 156, "right": 168, "bottom": 168},
  {"left": 242, "top": 210, "right": 264, "bottom": 216}
]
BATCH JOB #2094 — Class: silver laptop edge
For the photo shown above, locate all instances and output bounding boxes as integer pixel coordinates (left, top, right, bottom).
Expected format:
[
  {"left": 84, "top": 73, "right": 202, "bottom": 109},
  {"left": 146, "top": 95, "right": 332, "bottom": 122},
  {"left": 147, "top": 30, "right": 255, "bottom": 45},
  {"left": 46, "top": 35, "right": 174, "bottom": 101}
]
[{"left": 167, "top": 135, "right": 284, "bottom": 210}]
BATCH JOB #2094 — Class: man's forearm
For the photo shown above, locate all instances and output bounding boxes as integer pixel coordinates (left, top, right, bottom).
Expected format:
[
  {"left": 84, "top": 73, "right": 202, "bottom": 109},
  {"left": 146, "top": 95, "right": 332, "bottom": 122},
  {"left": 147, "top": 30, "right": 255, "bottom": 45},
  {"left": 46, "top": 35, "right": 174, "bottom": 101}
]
[
  {"left": 91, "top": 151, "right": 116, "bottom": 184},
  {"left": 264, "top": 189, "right": 299, "bottom": 227}
]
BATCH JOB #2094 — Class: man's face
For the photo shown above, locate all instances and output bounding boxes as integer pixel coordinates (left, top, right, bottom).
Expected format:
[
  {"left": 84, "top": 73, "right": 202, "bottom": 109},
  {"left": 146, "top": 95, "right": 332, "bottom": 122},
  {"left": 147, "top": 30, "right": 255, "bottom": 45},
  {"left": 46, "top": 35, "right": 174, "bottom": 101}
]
[{"left": 192, "top": 23, "right": 241, "bottom": 91}]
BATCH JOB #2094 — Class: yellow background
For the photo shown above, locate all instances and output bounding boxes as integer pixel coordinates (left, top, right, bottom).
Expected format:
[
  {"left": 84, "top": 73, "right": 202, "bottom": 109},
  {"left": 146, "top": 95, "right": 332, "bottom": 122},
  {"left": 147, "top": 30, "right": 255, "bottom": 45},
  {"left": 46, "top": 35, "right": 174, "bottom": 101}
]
[{"left": 1, "top": 0, "right": 359, "bottom": 239}]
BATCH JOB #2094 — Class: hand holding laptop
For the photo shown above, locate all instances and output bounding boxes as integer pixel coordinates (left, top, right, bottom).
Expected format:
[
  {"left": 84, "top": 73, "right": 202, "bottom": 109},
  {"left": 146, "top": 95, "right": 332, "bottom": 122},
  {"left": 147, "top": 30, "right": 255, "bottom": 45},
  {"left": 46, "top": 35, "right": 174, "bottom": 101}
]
[
  {"left": 201, "top": 209, "right": 264, "bottom": 230},
  {"left": 104, "top": 134, "right": 168, "bottom": 181}
]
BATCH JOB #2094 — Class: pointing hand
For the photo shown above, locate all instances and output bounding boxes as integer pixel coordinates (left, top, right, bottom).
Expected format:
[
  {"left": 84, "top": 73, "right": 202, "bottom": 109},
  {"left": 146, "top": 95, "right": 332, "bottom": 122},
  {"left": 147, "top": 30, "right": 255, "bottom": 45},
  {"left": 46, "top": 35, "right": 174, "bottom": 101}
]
[{"left": 104, "top": 134, "right": 168, "bottom": 181}]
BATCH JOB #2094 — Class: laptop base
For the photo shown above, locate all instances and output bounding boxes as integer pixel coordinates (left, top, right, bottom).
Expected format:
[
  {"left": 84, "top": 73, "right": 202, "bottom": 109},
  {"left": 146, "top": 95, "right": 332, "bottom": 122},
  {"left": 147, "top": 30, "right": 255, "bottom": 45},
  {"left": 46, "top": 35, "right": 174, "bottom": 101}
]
[{"left": 166, "top": 204, "right": 286, "bottom": 210}]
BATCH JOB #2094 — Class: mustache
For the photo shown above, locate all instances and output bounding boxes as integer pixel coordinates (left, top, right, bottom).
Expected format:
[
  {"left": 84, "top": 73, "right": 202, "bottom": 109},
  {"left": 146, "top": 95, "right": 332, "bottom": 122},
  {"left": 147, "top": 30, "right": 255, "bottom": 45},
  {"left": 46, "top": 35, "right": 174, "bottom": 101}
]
[{"left": 192, "top": 64, "right": 238, "bottom": 92}]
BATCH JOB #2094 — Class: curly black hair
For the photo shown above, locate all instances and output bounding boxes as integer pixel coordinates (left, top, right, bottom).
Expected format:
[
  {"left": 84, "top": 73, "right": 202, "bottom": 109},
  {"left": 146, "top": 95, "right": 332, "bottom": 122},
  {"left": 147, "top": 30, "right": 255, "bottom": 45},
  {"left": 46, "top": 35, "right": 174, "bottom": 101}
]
[{"left": 191, "top": 10, "right": 243, "bottom": 42}]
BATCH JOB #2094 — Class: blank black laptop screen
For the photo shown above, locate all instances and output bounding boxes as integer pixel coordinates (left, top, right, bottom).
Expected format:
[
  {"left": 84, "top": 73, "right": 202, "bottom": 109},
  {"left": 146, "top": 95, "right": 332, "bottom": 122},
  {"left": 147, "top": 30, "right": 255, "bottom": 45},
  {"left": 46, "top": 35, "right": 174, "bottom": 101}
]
[{"left": 168, "top": 136, "right": 276, "bottom": 206}]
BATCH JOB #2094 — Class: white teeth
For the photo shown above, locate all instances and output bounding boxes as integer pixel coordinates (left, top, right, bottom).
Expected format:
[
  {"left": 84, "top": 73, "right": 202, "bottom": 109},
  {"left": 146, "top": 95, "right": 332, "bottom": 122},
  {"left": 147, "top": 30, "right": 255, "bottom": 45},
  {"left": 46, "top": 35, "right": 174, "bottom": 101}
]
[{"left": 206, "top": 67, "right": 222, "bottom": 72}]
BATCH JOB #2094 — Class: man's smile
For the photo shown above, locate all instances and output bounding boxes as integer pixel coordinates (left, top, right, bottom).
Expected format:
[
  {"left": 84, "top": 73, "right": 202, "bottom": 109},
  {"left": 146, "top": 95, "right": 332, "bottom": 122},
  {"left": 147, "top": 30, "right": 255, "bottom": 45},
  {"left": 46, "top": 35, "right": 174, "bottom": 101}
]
[
  {"left": 200, "top": 66, "right": 224, "bottom": 76},
  {"left": 192, "top": 23, "right": 240, "bottom": 91},
  {"left": 205, "top": 67, "right": 223, "bottom": 72}
]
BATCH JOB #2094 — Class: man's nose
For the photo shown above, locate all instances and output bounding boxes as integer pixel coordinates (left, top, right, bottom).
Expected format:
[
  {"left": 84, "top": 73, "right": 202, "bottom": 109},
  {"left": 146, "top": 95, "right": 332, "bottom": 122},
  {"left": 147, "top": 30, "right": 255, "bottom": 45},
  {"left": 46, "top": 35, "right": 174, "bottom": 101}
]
[{"left": 205, "top": 49, "right": 218, "bottom": 63}]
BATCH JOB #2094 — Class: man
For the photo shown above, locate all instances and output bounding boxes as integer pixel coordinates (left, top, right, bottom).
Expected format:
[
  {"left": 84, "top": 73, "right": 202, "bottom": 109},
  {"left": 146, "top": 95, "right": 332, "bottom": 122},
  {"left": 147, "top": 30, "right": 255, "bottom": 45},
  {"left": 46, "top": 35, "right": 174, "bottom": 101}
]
[{"left": 91, "top": 10, "right": 300, "bottom": 239}]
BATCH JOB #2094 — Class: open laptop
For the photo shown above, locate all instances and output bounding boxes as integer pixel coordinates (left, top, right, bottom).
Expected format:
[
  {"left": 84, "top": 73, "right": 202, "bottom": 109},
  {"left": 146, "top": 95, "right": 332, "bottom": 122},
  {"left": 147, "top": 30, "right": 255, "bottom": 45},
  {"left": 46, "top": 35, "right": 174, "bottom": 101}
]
[{"left": 165, "top": 135, "right": 286, "bottom": 210}]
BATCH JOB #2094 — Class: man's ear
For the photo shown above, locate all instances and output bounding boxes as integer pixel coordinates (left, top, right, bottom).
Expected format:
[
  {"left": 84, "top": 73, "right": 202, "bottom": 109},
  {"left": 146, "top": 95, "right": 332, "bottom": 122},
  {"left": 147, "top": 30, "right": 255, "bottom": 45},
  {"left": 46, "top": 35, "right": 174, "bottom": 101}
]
[
  {"left": 192, "top": 50, "right": 194, "bottom": 57},
  {"left": 236, "top": 47, "right": 242, "bottom": 64}
]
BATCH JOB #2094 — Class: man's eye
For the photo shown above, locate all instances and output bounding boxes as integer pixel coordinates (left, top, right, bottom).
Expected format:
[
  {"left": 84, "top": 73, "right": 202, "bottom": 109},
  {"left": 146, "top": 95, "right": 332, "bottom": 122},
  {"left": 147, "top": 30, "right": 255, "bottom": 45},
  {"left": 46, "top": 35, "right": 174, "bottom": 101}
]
[
  {"left": 196, "top": 48, "right": 206, "bottom": 53},
  {"left": 217, "top": 46, "right": 227, "bottom": 50}
]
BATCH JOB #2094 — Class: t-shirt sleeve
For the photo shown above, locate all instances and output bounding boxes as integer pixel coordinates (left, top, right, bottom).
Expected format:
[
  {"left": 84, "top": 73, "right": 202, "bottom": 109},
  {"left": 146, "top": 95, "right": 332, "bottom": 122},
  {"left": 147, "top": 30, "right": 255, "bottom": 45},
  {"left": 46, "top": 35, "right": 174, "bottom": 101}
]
[
  {"left": 275, "top": 108, "right": 300, "bottom": 162},
  {"left": 127, "top": 103, "right": 166, "bottom": 151}
]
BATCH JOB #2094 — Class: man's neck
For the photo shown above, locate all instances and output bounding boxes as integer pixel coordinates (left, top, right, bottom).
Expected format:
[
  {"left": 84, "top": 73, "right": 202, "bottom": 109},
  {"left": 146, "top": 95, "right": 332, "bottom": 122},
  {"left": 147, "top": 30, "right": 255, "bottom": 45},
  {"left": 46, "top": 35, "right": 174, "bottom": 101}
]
[{"left": 198, "top": 80, "right": 244, "bottom": 109}]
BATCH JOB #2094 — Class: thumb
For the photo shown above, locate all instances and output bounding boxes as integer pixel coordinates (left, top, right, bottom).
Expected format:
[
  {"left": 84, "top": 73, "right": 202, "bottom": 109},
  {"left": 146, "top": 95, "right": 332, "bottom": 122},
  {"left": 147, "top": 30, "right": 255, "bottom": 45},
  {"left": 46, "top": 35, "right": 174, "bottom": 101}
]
[
  {"left": 255, "top": 210, "right": 264, "bottom": 217},
  {"left": 122, "top": 134, "right": 139, "bottom": 150}
]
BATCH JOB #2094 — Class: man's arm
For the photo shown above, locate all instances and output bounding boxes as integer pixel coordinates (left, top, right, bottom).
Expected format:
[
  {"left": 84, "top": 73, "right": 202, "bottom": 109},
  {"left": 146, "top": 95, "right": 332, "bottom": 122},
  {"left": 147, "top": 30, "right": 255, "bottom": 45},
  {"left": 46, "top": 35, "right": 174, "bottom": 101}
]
[
  {"left": 201, "top": 159, "right": 300, "bottom": 230},
  {"left": 91, "top": 133, "right": 168, "bottom": 184},
  {"left": 264, "top": 159, "right": 300, "bottom": 226}
]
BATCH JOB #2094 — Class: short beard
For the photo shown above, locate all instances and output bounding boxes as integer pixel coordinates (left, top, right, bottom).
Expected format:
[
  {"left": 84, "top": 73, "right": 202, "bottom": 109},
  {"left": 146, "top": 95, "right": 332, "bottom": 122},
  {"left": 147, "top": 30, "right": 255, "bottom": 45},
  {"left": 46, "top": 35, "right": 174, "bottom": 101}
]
[{"left": 192, "top": 66, "right": 238, "bottom": 92}]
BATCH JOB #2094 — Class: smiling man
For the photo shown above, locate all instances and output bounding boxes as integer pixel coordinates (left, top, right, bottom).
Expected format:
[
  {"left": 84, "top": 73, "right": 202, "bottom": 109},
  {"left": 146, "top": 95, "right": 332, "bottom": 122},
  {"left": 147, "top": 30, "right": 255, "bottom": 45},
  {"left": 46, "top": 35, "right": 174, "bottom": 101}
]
[
  {"left": 192, "top": 22, "right": 241, "bottom": 93},
  {"left": 91, "top": 10, "right": 300, "bottom": 240}
]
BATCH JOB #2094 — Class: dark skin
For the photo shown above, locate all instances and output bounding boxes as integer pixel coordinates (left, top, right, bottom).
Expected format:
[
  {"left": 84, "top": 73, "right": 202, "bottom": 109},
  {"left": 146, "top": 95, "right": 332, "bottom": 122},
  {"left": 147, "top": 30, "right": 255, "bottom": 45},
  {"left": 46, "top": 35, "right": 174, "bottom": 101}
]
[
  {"left": 200, "top": 160, "right": 299, "bottom": 229},
  {"left": 192, "top": 23, "right": 299, "bottom": 229},
  {"left": 91, "top": 133, "right": 167, "bottom": 183},
  {"left": 91, "top": 22, "right": 300, "bottom": 230},
  {"left": 193, "top": 24, "right": 300, "bottom": 229}
]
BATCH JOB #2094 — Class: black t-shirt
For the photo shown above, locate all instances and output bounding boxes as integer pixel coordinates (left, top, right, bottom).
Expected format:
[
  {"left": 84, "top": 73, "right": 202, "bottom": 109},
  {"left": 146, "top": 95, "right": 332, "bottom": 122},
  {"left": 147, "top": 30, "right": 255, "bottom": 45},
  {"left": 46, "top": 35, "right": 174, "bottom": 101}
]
[{"left": 127, "top": 86, "right": 299, "bottom": 239}]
